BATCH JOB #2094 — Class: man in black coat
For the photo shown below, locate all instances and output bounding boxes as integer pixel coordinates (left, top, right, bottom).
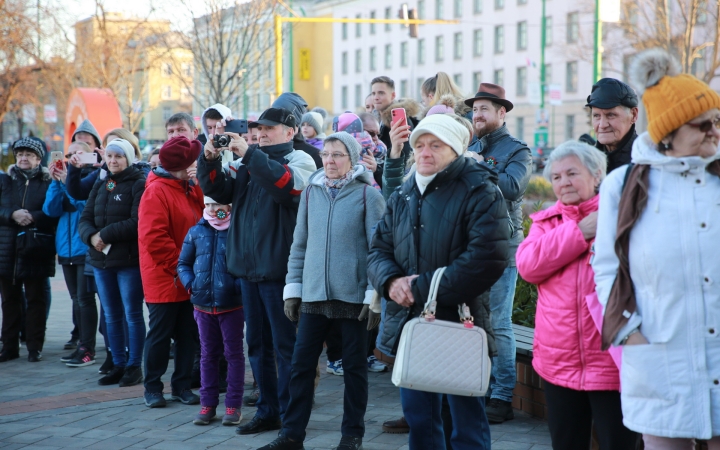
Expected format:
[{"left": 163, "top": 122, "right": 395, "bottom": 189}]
[
  {"left": 271, "top": 92, "right": 323, "bottom": 169},
  {"left": 367, "top": 114, "right": 509, "bottom": 450},
  {"left": 587, "top": 78, "right": 640, "bottom": 173},
  {"left": 0, "top": 137, "right": 57, "bottom": 363}
]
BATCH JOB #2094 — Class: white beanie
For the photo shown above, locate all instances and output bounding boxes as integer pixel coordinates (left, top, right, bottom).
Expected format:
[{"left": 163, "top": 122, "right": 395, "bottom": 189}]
[
  {"left": 301, "top": 111, "right": 324, "bottom": 135},
  {"left": 204, "top": 196, "right": 218, "bottom": 204},
  {"left": 105, "top": 139, "right": 136, "bottom": 164},
  {"left": 409, "top": 114, "right": 469, "bottom": 156}
]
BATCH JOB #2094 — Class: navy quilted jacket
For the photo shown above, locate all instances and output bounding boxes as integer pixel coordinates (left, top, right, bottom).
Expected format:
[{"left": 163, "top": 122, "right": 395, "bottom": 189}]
[{"left": 177, "top": 219, "right": 242, "bottom": 313}]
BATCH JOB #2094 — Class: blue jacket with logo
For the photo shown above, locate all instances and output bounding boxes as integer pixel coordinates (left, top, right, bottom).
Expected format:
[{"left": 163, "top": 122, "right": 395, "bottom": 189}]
[
  {"left": 42, "top": 180, "right": 87, "bottom": 265},
  {"left": 177, "top": 219, "right": 242, "bottom": 313}
]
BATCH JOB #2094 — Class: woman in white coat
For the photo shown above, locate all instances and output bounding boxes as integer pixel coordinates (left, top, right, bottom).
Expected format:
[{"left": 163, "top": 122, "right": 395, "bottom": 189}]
[{"left": 594, "top": 48, "right": 720, "bottom": 449}]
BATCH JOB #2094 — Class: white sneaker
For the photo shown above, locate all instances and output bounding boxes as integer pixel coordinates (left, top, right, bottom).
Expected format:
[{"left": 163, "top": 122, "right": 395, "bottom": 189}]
[
  {"left": 326, "top": 359, "right": 344, "bottom": 376},
  {"left": 367, "top": 356, "right": 387, "bottom": 372}
]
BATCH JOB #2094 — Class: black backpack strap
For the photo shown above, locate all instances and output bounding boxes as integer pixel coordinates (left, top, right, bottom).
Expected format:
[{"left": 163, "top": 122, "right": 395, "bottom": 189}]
[{"left": 621, "top": 163, "right": 635, "bottom": 193}]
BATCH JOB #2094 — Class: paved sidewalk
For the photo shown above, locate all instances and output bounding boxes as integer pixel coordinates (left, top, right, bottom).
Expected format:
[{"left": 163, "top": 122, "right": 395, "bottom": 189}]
[{"left": 0, "top": 269, "right": 551, "bottom": 449}]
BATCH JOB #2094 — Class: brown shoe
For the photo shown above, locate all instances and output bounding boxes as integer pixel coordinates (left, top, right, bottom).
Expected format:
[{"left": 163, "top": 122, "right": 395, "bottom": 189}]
[{"left": 382, "top": 416, "right": 410, "bottom": 434}]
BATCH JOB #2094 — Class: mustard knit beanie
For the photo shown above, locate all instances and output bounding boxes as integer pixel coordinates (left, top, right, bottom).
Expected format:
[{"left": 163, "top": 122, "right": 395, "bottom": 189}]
[{"left": 631, "top": 48, "right": 720, "bottom": 143}]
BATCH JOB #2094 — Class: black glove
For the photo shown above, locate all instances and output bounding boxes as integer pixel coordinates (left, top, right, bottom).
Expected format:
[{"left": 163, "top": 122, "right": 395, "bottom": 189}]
[
  {"left": 284, "top": 298, "right": 301, "bottom": 322},
  {"left": 359, "top": 304, "right": 381, "bottom": 330}
]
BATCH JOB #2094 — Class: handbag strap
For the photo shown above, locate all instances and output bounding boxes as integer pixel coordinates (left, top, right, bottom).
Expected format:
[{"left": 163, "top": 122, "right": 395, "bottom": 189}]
[{"left": 421, "top": 267, "right": 474, "bottom": 327}]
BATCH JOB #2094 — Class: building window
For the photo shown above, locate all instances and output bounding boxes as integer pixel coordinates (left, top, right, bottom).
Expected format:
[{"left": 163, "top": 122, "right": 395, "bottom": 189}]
[
  {"left": 342, "top": 21, "right": 348, "bottom": 40},
  {"left": 567, "top": 12, "right": 579, "bottom": 43},
  {"left": 545, "top": 16, "right": 553, "bottom": 46},
  {"left": 370, "top": 11, "right": 376, "bottom": 34},
  {"left": 698, "top": 0, "right": 708, "bottom": 24},
  {"left": 494, "top": 25, "right": 504, "bottom": 53},
  {"left": 544, "top": 63, "right": 552, "bottom": 84},
  {"left": 161, "top": 85, "right": 172, "bottom": 100},
  {"left": 474, "top": 0, "right": 482, "bottom": 14},
  {"left": 180, "top": 88, "right": 191, "bottom": 103},
  {"left": 356, "top": 14, "right": 362, "bottom": 37},
  {"left": 370, "top": 47, "right": 377, "bottom": 71},
  {"left": 453, "top": 32, "right": 463, "bottom": 60},
  {"left": 342, "top": 52, "right": 348, "bottom": 75},
  {"left": 401, "top": 42, "right": 409, "bottom": 67},
  {"left": 355, "top": 49, "right": 362, "bottom": 73},
  {"left": 355, "top": 84, "right": 363, "bottom": 108},
  {"left": 385, "top": 7, "right": 392, "bottom": 31},
  {"left": 472, "top": 71, "right": 482, "bottom": 91},
  {"left": 162, "top": 63, "right": 172, "bottom": 77},
  {"left": 565, "top": 115, "right": 575, "bottom": 140},
  {"left": 517, "top": 117, "right": 525, "bottom": 141},
  {"left": 400, "top": 80, "right": 408, "bottom": 98},
  {"left": 162, "top": 106, "right": 172, "bottom": 121},
  {"left": 495, "top": 0, "right": 504, "bottom": 9},
  {"left": 692, "top": 48, "right": 707, "bottom": 78},
  {"left": 435, "top": 35, "right": 444, "bottom": 62},
  {"left": 385, "top": 44, "right": 392, "bottom": 69},
  {"left": 517, "top": 21, "right": 527, "bottom": 51},
  {"left": 342, "top": 86, "right": 348, "bottom": 110},
  {"left": 454, "top": 0, "right": 462, "bottom": 17},
  {"left": 453, "top": 73, "right": 463, "bottom": 89},
  {"left": 494, "top": 69, "right": 504, "bottom": 87},
  {"left": 418, "top": 39, "right": 426, "bottom": 65},
  {"left": 181, "top": 63, "right": 192, "bottom": 78},
  {"left": 566, "top": 61, "right": 578, "bottom": 92},
  {"left": 473, "top": 29, "right": 483, "bottom": 56},
  {"left": 418, "top": 0, "right": 426, "bottom": 19},
  {"left": 516, "top": 67, "right": 527, "bottom": 96},
  {"left": 435, "top": 0, "right": 443, "bottom": 19}
]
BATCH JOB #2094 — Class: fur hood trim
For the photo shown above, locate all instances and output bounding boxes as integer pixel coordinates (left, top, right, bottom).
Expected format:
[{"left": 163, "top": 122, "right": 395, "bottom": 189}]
[
  {"left": 379, "top": 98, "right": 422, "bottom": 127},
  {"left": 419, "top": 94, "right": 471, "bottom": 119},
  {"left": 8, "top": 164, "right": 51, "bottom": 181}
]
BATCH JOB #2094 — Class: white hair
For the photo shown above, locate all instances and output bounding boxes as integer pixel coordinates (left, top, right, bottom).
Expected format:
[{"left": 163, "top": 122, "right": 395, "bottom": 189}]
[{"left": 543, "top": 140, "right": 608, "bottom": 182}]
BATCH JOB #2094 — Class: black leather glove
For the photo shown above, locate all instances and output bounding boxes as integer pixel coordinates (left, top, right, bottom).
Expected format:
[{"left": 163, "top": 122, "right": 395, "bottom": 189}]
[
  {"left": 359, "top": 304, "right": 381, "bottom": 330},
  {"left": 284, "top": 298, "right": 301, "bottom": 322}
]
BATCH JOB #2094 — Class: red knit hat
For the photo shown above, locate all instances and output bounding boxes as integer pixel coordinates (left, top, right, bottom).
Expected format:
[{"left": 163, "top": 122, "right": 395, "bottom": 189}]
[{"left": 159, "top": 136, "right": 202, "bottom": 171}]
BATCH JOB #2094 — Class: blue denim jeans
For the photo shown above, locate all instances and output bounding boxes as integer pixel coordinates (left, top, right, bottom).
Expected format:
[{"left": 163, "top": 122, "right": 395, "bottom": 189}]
[
  {"left": 488, "top": 266, "right": 518, "bottom": 403},
  {"left": 93, "top": 266, "right": 145, "bottom": 367},
  {"left": 400, "top": 388, "right": 491, "bottom": 450},
  {"left": 240, "top": 280, "right": 296, "bottom": 420}
]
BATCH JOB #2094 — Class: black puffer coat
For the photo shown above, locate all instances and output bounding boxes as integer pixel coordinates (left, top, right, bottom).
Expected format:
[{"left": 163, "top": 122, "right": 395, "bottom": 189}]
[
  {"left": 367, "top": 156, "right": 510, "bottom": 355},
  {"left": 0, "top": 166, "right": 57, "bottom": 279},
  {"left": 78, "top": 165, "right": 145, "bottom": 269}
]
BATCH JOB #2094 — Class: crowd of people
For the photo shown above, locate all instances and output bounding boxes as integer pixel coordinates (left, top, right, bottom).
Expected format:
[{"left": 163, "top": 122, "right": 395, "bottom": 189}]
[{"left": 0, "top": 47, "right": 719, "bottom": 450}]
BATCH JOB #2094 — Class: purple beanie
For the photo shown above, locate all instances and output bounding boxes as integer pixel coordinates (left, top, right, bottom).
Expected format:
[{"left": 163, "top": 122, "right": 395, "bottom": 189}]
[{"left": 426, "top": 104, "right": 456, "bottom": 116}]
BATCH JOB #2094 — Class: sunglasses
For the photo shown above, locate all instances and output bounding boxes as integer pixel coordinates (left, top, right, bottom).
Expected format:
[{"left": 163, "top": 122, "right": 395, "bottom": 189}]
[{"left": 686, "top": 117, "right": 720, "bottom": 133}]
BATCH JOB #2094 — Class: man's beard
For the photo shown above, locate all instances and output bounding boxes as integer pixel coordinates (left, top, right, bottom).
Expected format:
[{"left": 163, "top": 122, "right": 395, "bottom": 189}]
[{"left": 474, "top": 118, "right": 502, "bottom": 139}]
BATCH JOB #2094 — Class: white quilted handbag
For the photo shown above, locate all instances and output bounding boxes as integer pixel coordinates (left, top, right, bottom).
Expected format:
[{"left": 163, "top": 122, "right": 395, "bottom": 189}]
[{"left": 391, "top": 267, "right": 492, "bottom": 397}]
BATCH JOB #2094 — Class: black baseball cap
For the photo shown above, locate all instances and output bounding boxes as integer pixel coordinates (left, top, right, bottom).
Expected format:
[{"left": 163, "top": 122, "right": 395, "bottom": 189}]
[
  {"left": 248, "top": 107, "right": 297, "bottom": 129},
  {"left": 586, "top": 78, "right": 639, "bottom": 109}
]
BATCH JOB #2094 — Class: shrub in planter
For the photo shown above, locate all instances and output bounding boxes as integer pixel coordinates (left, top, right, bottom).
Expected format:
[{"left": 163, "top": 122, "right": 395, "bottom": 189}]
[{"left": 512, "top": 202, "right": 542, "bottom": 328}]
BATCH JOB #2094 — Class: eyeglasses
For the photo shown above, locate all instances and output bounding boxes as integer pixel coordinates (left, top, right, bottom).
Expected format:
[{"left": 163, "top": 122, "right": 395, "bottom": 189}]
[
  {"left": 685, "top": 117, "right": 720, "bottom": 133},
  {"left": 367, "top": 130, "right": 378, "bottom": 138},
  {"left": 319, "top": 152, "right": 349, "bottom": 160}
]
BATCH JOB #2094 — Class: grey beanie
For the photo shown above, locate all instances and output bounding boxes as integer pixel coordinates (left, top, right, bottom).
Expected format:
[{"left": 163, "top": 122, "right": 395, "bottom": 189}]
[
  {"left": 311, "top": 106, "right": 328, "bottom": 120},
  {"left": 72, "top": 119, "right": 102, "bottom": 148},
  {"left": 326, "top": 131, "right": 361, "bottom": 166},
  {"left": 301, "top": 112, "right": 323, "bottom": 135}
]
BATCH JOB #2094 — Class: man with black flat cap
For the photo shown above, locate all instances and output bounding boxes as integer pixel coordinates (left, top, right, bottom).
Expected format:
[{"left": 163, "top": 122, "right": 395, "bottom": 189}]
[
  {"left": 465, "top": 83, "right": 532, "bottom": 425},
  {"left": 586, "top": 78, "right": 639, "bottom": 173},
  {"left": 197, "top": 107, "right": 317, "bottom": 435}
]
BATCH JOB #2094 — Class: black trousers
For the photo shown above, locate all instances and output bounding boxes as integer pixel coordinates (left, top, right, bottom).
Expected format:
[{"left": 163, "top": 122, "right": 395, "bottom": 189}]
[
  {"left": 326, "top": 322, "right": 378, "bottom": 361},
  {"left": 61, "top": 264, "right": 98, "bottom": 352},
  {"left": 282, "top": 313, "right": 368, "bottom": 442},
  {"left": 544, "top": 379, "right": 638, "bottom": 450},
  {"left": 143, "top": 301, "right": 198, "bottom": 394},
  {"left": 1, "top": 277, "right": 48, "bottom": 353}
]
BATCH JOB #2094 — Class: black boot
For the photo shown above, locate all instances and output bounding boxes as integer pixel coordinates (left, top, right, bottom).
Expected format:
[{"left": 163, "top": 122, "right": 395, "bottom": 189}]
[{"left": 98, "top": 350, "right": 114, "bottom": 374}]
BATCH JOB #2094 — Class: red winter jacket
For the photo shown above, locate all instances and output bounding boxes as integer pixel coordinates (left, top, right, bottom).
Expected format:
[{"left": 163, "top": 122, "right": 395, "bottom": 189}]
[
  {"left": 516, "top": 195, "right": 619, "bottom": 391},
  {"left": 138, "top": 170, "right": 204, "bottom": 303}
]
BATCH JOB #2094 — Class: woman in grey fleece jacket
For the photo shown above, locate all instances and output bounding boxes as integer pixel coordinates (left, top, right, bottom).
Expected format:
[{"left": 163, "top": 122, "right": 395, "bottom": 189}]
[{"left": 266, "top": 133, "right": 385, "bottom": 450}]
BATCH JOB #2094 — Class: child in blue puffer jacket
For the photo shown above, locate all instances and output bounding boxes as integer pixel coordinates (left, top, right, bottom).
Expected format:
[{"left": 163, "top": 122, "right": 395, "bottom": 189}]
[{"left": 178, "top": 196, "right": 244, "bottom": 427}]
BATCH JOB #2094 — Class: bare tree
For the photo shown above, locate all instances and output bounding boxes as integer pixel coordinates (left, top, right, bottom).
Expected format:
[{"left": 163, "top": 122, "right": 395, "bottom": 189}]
[{"left": 168, "top": 0, "right": 281, "bottom": 111}]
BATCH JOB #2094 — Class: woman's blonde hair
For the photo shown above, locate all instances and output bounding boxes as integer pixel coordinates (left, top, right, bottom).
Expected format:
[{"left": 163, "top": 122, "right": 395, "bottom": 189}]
[
  {"left": 103, "top": 128, "right": 141, "bottom": 161},
  {"left": 422, "top": 72, "right": 465, "bottom": 107}
]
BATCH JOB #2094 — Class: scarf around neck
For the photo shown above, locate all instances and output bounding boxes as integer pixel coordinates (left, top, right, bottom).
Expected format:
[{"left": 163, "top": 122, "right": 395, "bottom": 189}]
[
  {"left": 415, "top": 172, "right": 437, "bottom": 195},
  {"left": 204, "top": 210, "right": 231, "bottom": 230},
  {"left": 324, "top": 170, "right": 354, "bottom": 200}
]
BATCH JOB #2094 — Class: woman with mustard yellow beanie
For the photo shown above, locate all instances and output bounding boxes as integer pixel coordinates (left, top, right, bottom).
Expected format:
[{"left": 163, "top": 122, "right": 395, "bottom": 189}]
[{"left": 593, "top": 48, "right": 720, "bottom": 449}]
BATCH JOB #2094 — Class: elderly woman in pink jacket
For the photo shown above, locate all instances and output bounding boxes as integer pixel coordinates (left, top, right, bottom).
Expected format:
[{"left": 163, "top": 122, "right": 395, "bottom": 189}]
[{"left": 516, "top": 140, "right": 637, "bottom": 450}]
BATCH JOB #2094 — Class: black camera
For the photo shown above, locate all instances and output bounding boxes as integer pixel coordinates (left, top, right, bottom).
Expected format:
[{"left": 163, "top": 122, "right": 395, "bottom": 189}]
[
  {"left": 212, "top": 119, "right": 249, "bottom": 148},
  {"left": 213, "top": 134, "right": 232, "bottom": 148}
]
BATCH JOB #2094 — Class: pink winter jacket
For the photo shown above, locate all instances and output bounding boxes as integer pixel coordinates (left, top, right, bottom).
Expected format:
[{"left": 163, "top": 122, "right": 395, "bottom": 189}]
[{"left": 516, "top": 195, "right": 620, "bottom": 391}]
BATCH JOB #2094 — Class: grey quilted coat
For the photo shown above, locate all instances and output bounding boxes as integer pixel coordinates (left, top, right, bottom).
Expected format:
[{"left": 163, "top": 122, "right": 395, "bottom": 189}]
[{"left": 367, "top": 156, "right": 510, "bottom": 356}]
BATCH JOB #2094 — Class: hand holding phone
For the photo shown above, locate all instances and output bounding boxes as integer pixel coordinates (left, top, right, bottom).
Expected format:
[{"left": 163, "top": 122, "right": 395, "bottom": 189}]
[{"left": 391, "top": 108, "right": 407, "bottom": 127}]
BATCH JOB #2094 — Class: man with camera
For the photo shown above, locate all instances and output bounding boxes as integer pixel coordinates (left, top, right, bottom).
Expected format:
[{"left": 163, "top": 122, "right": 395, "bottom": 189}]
[{"left": 197, "top": 107, "right": 316, "bottom": 435}]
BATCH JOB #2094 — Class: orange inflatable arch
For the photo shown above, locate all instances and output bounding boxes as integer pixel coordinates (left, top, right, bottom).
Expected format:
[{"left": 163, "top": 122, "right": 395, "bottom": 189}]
[{"left": 64, "top": 88, "right": 123, "bottom": 149}]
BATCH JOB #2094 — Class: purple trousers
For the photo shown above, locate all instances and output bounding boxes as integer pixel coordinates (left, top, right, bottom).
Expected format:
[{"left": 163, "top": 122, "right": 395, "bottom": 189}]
[{"left": 194, "top": 308, "right": 246, "bottom": 408}]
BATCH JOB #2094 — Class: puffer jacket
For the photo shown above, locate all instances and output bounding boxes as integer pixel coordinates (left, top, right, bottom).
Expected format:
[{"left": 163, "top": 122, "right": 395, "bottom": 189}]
[
  {"left": 42, "top": 180, "right": 87, "bottom": 265},
  {"left": 138, "top": 168, "right": 204, "bottom": 304},
  {"left": 0, "top": 165, "right": 57, "bottom": 279},
  {"left": 468, "top": 124, "right": 532, "bottom": 266},
  {"left": 197, "top": 141, "right": 316, "bottom": 282},
  {"left": 367, "top": 156, "right": 510, "bottom": 355},
  {"left": 78, "top": 165, "right": 146, "bottom": 269},
  {"left": 516, "top": 195, "right": 619, "bottom": 392},
  {"left": 177, "top": 218, "right": 242, "bottom": 313}
]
